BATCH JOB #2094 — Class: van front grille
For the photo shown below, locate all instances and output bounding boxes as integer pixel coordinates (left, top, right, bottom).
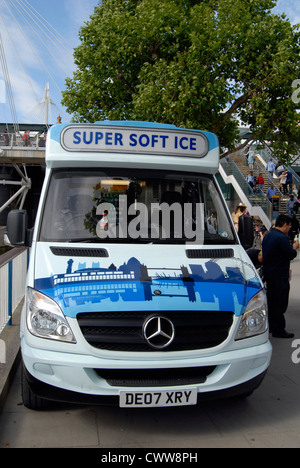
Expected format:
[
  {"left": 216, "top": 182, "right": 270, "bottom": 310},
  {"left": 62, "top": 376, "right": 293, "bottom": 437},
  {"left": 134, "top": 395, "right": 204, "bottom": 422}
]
[
  {"left": 77, "top": 310, "right": 234, "bottom": 352},
  {"left": 94, "top": 366, "right": 216, "bottom": 387}
]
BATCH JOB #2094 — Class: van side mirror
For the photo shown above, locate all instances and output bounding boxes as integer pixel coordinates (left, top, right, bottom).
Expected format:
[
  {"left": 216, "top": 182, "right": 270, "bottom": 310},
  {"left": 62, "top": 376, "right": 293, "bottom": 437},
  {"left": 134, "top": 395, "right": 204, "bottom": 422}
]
[
  {"left": 238, "top": 215, "right": 254, "bottom": 250},
  {"left": 4, "top": 210, "right": 31, "bottom": 247}
]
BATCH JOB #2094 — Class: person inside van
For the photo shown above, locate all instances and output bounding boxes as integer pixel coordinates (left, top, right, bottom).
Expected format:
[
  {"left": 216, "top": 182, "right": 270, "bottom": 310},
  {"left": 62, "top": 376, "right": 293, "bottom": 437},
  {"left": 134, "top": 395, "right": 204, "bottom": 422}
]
[{"left": 232, "top": 203, "right": 247, "bottom": 232}]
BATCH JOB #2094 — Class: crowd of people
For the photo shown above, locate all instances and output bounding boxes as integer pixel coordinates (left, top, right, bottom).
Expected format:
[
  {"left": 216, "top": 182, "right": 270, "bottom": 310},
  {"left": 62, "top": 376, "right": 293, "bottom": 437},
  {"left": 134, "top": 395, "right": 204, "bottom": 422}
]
[
  {"left": 232, "top": 199, "right": 299, "bottom": 340},
  {"left": 243, "top": 146, "right": 298, "bottom": 201},
  {"left": 234, "top": 139, "right": 300, "bottom": 338},
  {"left": 0, "top": 129, "right": 48, "bottom": 147}
]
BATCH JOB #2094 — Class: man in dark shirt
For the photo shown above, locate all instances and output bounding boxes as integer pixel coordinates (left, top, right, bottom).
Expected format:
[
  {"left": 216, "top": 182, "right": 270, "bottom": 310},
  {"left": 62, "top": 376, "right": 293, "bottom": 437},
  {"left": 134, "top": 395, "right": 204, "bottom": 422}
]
[{"left": 262, "top": 214, "right": 299, "bottom": 338}]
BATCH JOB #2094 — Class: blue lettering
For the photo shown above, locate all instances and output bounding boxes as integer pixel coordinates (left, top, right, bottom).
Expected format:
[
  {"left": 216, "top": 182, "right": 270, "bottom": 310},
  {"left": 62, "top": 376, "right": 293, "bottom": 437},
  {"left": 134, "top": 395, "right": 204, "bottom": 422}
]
[
  {"left": 83, "top": 131, "right": 93, "bottom": 145},
  {"left": 180, "top": 137, "right": 189, "bottom": 150},
  {"left": 174, "top": 136, "right": 197, "bottom": 151},
  {"left": 95, "top": 132, "right": 103, "bottom": 144},
  {"left": 115, "top": 133, "right": 123, "bottom": 146},
  {"left": 69, "top": 128, "right": 198, "bottom": 152},
  {"left": 190, "top": 138, "right": 196, "bottom": 150},
  {"left": 160, "top": 135, "right": 169, "bottom": 148},
  {"left": 73, "top": 131, "right": 81, "bottom": 144},
  {"left": 105, "top": 132, "right": 113, "bottom": 145},
  {"left": 139, "top": 134, "right": 150, "bottom": 147},
  {"left": 130, "top": 134, "right": 137, "bottom": 147},
  {"left": 151, "top": 135, "right": 159, "bottom": 147}
]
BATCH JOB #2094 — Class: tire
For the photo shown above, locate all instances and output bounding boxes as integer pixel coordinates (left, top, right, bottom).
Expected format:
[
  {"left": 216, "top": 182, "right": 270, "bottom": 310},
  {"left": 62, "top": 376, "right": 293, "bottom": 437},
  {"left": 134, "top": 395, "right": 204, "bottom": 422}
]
[{"left": 21, "top": 362, "right": 50, "bottom": 410}]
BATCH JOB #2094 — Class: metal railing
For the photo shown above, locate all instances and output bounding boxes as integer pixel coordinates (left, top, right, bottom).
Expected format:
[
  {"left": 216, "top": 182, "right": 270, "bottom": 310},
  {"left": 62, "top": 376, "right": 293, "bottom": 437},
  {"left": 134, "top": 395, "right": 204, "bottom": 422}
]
[
  {"left": 0, "top": 248, "right": 29, "bottom": 333},
  {"left": 219, "top": 159, "right": 272, "bottom": 228},
  {"left": 0, "top": 132, "right": 46, "bottom": 149},
  {"left": 254, "top": 144, "right": 300, "bottom": 196}
]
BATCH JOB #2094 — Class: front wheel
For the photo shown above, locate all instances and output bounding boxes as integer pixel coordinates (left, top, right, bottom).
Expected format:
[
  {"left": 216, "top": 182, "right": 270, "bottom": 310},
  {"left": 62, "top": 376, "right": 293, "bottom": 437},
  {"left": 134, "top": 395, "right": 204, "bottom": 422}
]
[{"left": 21, "top": 362, "right": 50, "bottom": 410}]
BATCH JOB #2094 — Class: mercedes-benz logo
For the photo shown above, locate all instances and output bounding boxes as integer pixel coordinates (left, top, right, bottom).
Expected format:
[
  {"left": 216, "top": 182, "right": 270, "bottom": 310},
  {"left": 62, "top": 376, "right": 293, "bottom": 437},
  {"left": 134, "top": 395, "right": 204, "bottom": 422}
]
[{"left": 143, "top": 316, "right": 175, "bottom": 350}]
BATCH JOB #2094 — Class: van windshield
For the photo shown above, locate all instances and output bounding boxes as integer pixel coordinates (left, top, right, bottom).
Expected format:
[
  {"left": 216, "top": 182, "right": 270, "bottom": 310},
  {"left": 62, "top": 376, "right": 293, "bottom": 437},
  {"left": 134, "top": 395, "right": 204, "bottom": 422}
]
[{"left": 39, "top": 169, "right": 236, "bottom": 245}]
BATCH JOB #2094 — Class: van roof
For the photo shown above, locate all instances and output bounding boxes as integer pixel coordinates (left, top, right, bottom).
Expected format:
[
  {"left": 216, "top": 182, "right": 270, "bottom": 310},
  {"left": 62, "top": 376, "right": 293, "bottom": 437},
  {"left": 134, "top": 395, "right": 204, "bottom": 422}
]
[{"left": 46, "top": 121, "right": 220, "bottom": 174}]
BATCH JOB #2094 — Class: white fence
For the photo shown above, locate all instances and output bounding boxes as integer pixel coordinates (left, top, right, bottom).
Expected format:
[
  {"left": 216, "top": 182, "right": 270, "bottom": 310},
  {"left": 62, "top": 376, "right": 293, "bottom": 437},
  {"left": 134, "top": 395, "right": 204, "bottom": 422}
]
[{"left": 0, "top": 248, "right": 29, "bottom": 333}]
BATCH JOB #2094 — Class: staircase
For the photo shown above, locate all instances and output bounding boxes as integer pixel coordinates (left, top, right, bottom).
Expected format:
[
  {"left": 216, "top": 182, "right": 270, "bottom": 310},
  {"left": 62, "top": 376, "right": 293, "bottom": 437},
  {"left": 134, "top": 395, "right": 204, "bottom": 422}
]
[{"left": 229, "top": 150, "right": 300, "bottom": 223}]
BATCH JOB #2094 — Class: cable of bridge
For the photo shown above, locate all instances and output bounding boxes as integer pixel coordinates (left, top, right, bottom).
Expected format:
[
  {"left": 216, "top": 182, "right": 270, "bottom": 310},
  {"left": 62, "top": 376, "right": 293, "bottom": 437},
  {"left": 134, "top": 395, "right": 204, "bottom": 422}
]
[
  {"left": 0, "top": 32, "right": 19, "bottom": 134},
  {"left": 0, "top": 0, "right": 75, "bottom": 125},
  {"left": 8, "top": 0, "right": 74, "bottom": 77}
]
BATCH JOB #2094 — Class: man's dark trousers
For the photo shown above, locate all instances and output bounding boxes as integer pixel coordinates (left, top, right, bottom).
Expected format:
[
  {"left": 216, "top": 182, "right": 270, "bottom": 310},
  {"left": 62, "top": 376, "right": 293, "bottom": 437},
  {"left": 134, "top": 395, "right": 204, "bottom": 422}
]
[{"left": 266, "top": 276, "right": 290, "bottom": 333}]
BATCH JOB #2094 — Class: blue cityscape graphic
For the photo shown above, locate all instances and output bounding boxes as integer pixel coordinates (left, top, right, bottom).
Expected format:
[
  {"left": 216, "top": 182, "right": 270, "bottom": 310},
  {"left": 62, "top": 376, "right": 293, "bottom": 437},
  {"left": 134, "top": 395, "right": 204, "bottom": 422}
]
[{"left": 34, "top": 257, "right": 261, "bottom": 318}]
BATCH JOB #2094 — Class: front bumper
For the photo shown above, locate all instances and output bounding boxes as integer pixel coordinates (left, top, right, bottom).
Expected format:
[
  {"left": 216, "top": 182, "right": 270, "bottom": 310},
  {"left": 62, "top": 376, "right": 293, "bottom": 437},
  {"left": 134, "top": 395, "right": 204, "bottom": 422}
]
[{"left": 21, "top": 338, "right": 272, "bottom": 405}]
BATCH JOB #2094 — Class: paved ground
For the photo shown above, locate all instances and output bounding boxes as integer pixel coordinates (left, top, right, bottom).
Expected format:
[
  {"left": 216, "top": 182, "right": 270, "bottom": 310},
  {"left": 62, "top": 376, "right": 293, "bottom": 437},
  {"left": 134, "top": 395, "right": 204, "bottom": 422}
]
[{"left": 0, "top": 256, "right": 300, "bottom": 449}]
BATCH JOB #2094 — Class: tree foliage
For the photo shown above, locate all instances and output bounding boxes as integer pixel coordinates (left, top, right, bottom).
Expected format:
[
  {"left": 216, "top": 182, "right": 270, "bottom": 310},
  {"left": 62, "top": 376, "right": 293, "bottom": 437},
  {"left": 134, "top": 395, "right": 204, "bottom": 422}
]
[{"left": 62, "top": 0, "right": 300, "bottom": 161}]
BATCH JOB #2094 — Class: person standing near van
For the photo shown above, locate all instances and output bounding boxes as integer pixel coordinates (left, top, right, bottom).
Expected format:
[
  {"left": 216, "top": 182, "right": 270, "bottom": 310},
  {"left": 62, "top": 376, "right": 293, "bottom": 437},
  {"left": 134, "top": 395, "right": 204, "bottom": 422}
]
[{"left": 262, "top": 214, "right": 299, "bottom": 338}]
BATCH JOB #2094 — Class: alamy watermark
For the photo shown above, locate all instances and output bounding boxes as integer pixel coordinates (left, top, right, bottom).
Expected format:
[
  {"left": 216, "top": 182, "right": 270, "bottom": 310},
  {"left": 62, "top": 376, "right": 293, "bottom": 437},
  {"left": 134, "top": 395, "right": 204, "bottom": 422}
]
[
  {"left": 292, "top": 79, "right": 300, "bottom": 104},
  {"left": 94, "top": 196, "right": 205, "bottom": 245},
  {"left": 0, "top": 339, "right": 6, "bottom": 364},
  {"left": 291, "top": 339, "right": 300, "bottom": 364}
]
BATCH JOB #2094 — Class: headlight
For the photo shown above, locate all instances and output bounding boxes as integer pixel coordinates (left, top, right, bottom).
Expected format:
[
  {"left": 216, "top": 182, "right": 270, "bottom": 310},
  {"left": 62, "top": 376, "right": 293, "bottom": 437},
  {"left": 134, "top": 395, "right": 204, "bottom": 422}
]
[
  {"left": 235, "top": 290, "right": 268, "bottom": 340},
  {"left": 26, "top": 287, "right": 76, "bottom": 343}
]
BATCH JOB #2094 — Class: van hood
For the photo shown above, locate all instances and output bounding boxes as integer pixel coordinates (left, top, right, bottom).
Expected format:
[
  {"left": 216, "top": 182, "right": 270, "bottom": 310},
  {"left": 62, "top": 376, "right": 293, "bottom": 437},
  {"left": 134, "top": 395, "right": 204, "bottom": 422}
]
[{"left": 33, "top": 244, "right": 262, "bottom": 319}]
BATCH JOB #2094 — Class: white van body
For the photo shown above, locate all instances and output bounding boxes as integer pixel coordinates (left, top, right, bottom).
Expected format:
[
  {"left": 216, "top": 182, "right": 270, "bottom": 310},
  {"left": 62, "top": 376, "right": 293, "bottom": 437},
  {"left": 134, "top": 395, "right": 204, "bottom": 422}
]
[{"left": 19, "top": 121, "right": 272, "bottom": 409}]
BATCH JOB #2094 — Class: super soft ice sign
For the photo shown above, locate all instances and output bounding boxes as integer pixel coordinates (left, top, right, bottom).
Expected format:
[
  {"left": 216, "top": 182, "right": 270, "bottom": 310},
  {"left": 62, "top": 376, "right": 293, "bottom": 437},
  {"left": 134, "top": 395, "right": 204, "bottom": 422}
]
[{"left": 61, "top": 125, "right": 208, "bottom": 158}]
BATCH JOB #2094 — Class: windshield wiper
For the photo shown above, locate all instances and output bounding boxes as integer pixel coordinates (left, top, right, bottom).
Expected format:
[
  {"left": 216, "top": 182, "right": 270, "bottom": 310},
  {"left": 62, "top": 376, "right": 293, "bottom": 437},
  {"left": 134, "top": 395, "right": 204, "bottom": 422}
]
[
  {"left": 67, "top": 237, "right": 103, "bottom": 243},
  {"left": 65, "top": 236, "right": 236, "bottom": 245}
]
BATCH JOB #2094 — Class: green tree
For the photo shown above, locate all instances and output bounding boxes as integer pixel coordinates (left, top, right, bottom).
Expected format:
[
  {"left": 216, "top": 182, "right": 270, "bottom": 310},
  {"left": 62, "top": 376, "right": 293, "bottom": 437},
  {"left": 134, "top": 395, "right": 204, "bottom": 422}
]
[{"left": 62, "top": 0, "right": 300, "bottom": 162}]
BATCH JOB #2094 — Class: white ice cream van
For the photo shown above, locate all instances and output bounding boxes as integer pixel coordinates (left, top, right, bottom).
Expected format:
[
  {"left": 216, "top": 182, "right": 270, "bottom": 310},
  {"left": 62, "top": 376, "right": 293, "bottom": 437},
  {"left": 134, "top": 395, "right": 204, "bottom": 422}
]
[{"left": 5, "top": 121, "right": 272, "bottom": 409}]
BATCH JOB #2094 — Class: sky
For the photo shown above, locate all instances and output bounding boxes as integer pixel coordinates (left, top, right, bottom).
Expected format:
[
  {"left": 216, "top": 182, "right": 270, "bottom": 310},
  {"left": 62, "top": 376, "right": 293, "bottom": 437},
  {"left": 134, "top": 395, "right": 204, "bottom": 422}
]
[
  {"left": 273, "top": 0, "right": 300, "bottom": 25},
  {"left": 0, "top": 0, "right": 299, "bottom": 126},
  {"left": 0, "top": 0, "right": 98, "bottom": 124}
]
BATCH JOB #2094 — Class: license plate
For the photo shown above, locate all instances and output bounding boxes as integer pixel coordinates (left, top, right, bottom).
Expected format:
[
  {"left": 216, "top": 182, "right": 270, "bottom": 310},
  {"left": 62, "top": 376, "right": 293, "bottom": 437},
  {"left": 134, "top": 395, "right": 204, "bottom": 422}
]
[{"left": 119, "top": 388, "right": 197, "bottom": 408}]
